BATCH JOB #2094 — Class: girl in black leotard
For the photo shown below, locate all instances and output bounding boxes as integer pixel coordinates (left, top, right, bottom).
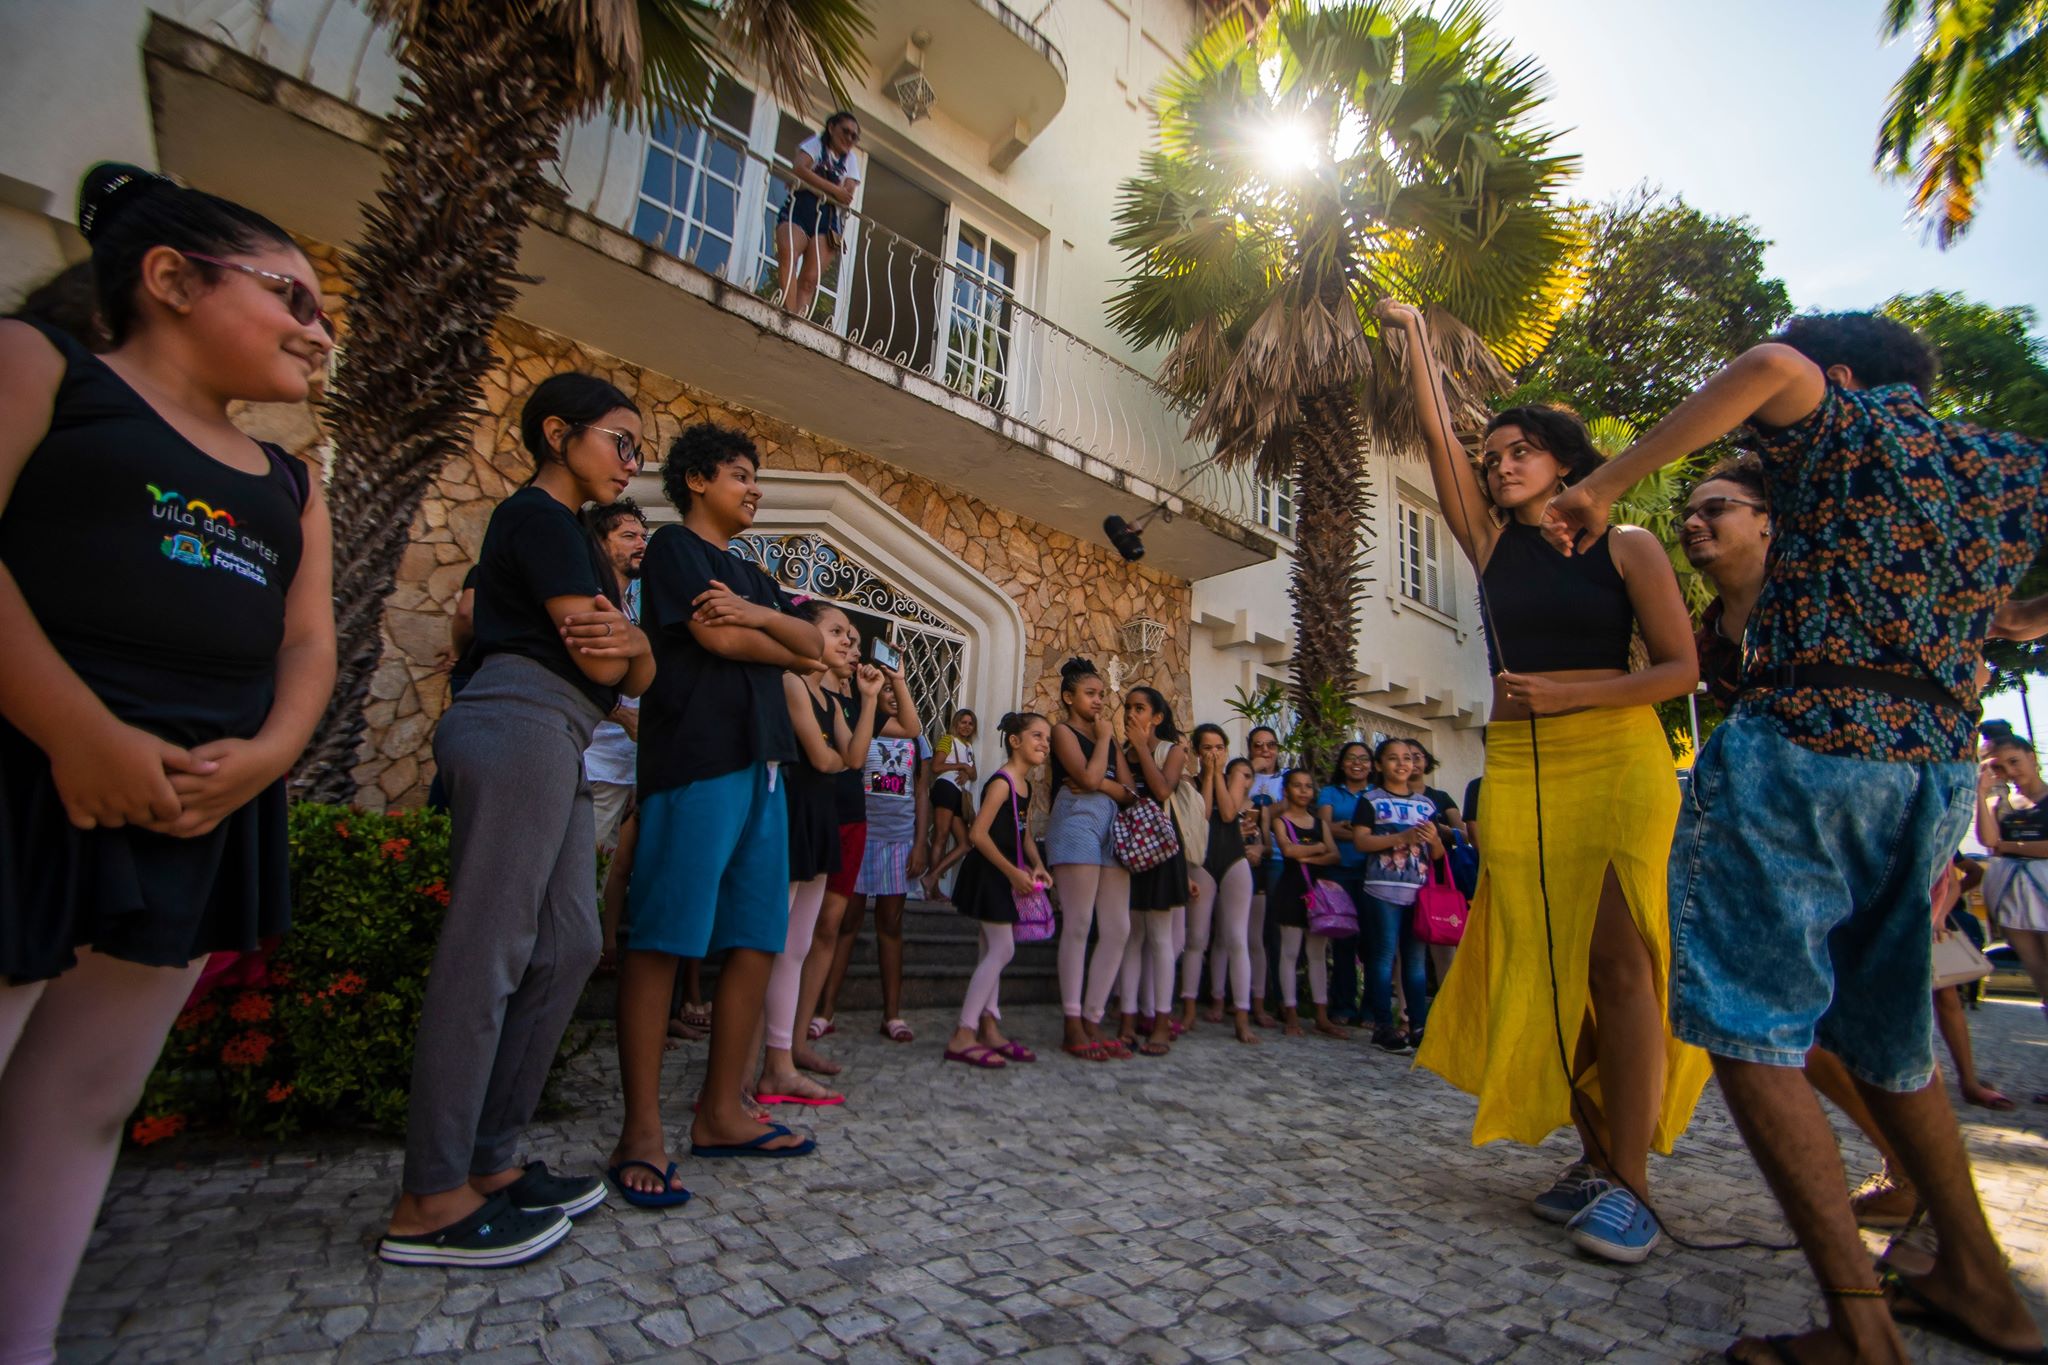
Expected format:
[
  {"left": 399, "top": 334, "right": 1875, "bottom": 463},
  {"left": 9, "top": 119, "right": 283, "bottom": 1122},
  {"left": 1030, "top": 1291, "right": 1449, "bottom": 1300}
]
[{"left": 0, "top": 164, "right": 336, "bottom": 1359}]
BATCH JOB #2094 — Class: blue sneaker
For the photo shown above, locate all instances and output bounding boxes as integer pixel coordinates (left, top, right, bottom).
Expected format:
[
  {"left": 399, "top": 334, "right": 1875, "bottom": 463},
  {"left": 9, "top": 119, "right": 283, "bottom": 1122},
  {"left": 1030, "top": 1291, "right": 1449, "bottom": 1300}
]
[
  {"left": 1529, "top": 1162, "right": 1606, "bottom": 1224},
  {"left": 1568, "top": 1185, "right": 1662, "bottom": 1263}
]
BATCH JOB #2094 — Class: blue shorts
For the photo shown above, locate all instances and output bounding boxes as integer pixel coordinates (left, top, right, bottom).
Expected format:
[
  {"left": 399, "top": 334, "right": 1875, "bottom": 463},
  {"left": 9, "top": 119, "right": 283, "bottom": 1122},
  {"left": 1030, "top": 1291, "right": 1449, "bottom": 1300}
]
[
  {"left": 1667, "top": 714, "right": 1976, "bottom": 1091},
  {"left": 1045, "top": 787, "right": 1117, "bottom": 867},
  {"left": 626, "top": 763, "right": 790, "bottom": 958}
]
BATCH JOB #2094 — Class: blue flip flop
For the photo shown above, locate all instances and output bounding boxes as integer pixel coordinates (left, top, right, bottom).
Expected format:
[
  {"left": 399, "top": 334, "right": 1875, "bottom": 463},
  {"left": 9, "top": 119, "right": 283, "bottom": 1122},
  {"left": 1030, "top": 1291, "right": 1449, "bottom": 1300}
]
[
  {"left": 605, "top": 1159, "right": 693, "bottom": 1208},
  {"left": 689, "top": 1122, "right": 817, "bottom": 1160}
]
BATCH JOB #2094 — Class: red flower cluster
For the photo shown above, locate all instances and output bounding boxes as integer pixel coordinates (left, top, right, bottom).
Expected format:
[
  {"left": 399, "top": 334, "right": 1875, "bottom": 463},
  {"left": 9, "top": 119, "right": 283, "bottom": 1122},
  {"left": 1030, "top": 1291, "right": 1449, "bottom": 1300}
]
[
  {"left": 174, "top": 999, "right": 220, "bottom": 1031},
  {"left": 379, "top": 837, "right": 412, "bottom": 862},
  {"left": 333, "top": 821, "right": 351, "bottom": 839},
  {"left": 266, "top": 1082, "right": 295, "bottom": 1104},
  {"left": 415, "top": 879, "right": 452, "bottom": 907},
  {"left": 229, "top": 992, "right": 274, "bottom": 1024},
  {"left": 220, "top": 1031, "right": 274, "bottom": 1068},
  {"left": 131, "top": 1113, "right": 188, "bottom": 1146},
  {"left": 330, "top": 971, "right": 367, "bottom": 997}
]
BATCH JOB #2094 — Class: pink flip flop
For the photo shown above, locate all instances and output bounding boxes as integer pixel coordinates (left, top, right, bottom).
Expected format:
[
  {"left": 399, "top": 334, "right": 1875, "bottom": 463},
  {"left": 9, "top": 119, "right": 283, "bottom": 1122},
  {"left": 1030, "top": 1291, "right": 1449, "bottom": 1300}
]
[
  {"left": 993, "top": 1041, "right": 1037, "bottom": 1064},
  {"left": 943, "top": 1045, "right": 1007, "bottom": 1069},
  {"left": 757, "top": 1092, "right": 846, "bottom": 1107}
]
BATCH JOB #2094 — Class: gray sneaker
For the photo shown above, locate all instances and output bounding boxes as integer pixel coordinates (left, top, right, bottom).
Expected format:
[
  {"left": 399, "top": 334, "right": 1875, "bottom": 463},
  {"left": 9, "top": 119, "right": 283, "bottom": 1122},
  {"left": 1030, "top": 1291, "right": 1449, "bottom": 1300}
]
[{"left": 1530, "top": 1162, "right": 1608, "bottom": 1224}]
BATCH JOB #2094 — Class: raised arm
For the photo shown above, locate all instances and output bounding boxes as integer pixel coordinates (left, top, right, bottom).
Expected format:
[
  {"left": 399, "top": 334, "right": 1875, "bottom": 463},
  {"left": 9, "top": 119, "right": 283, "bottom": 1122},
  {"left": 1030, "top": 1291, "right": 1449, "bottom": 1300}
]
[
  {"left": 1376, "top": 301, "right": 1497, "bottom": 565},
  {"left": 1546, "top": 344, "right": 1828, "bottom": 555},
  {"left": 1992, "top": 593, "right": 2048, "bottom": 642},
  {"left": 784, "top": 673, "right": 846, "bottom": 774},
  {"left": 878, "top": 667, "right": 921, "bottom": 738}
]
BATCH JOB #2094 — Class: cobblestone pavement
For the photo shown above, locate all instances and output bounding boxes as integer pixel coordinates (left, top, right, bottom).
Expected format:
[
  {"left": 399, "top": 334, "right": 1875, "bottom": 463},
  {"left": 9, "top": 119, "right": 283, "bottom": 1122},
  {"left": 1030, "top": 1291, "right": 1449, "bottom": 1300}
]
[{"left": 62, "top": 996, "right": 2048, "bottom": 1364}]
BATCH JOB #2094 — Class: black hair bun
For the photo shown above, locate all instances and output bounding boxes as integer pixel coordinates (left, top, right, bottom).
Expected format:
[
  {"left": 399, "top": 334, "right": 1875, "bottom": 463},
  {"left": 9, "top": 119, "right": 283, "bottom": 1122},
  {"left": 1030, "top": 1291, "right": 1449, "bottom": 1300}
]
[
  {"left": 1059, "top": 656, "right": 1097, "bottom": 680},
  {"left": 77, "top": 162, "right": 175, "bottom": 243}
]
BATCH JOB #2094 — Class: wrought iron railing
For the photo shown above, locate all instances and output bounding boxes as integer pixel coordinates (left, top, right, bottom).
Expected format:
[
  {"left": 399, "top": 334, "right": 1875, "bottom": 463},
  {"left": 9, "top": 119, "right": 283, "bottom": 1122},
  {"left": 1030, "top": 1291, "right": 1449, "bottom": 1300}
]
[{"left": 625, "top": 125, "right": 1264, "bottom": 532}]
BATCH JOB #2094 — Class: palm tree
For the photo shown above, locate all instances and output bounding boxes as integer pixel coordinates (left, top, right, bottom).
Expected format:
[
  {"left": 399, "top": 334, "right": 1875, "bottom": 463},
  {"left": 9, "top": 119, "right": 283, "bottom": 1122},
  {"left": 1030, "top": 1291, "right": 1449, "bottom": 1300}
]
[
  {"left": 298, "top": 0, "right": 871, "bottom": 799},
  {"left": 1108, "top": 0, "right": 1576, "bottom": 759},
  {"left": 1877, "top": 0, "right": 2048, "bottom": 248}
]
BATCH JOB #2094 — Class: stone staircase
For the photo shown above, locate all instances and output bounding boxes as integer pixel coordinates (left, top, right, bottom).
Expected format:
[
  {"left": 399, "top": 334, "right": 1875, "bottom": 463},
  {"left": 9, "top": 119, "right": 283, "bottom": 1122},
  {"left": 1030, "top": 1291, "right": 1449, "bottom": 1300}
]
[{"left": 579, "top": 898, "right": 1060, "bottom": 1018}]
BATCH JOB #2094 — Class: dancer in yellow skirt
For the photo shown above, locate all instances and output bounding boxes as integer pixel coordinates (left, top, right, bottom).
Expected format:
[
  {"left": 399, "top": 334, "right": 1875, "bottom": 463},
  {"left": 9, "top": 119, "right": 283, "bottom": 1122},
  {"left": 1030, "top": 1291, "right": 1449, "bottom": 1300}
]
[{"left": 1378, "top": 301, "right": 1711, "bottom": 1265}]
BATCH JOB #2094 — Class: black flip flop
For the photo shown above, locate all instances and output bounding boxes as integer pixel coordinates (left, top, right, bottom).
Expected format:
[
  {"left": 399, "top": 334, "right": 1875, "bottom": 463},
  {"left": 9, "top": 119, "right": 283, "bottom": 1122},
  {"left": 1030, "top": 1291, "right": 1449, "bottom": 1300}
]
[{"left": 1887, "top": 1273, "right": 2048, "bottom": 1362}]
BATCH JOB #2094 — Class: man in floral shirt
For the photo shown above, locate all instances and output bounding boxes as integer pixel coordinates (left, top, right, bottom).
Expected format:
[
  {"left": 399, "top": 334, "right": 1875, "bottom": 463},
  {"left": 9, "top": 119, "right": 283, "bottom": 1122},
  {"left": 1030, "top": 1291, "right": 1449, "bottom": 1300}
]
[{"left": 1547, "top": 313, "right": 2046, "bottom": 1365}]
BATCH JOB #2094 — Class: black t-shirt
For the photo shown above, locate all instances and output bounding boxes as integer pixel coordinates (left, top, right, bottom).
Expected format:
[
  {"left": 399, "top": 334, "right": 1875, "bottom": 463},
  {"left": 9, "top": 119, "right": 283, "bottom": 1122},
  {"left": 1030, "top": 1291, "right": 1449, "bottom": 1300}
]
[
  {"left": 828, "top": 686, "right": 866, "bottom": 824},
  {"left": 469, "top": 487, "right": 616, "bottom": 712},
  {"left": 1462, "top": 777, "right": 1481, "bottom": 822},
  {"left": 1424, "top": 785, "right": 1459, "bottom": 826},
  {"left": 638, "top": 524, "right": 799, "bottom": 794}
]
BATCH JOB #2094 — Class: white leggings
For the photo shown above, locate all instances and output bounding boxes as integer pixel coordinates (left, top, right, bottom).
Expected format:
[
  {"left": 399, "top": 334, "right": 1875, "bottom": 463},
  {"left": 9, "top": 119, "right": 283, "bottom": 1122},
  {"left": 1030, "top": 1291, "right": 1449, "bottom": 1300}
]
[
  {"left": 765, "top": 877, "right": 828, "bottom": 1051},
  {"left": 0, "top": 949, "right": 207, "bottom": 1365},
  {"left": 1278, "top": 926, "right": 1330, "bottom": 1008},
  {"left": 1118, "top": 909, "right": 1178, "bottom": 1017},
  {"left": 959, "top": 924, "right": 1015, "bottom": 1031},
  {"left": 1054, "top": 864, "right": 1132, "bottom": 1022},
  {"left": 1214, "top": 887, "right": 1268, "bottom": 1003},
  {"left": 1187, "top": 862, "right": 1253, "bottom": 1009}
]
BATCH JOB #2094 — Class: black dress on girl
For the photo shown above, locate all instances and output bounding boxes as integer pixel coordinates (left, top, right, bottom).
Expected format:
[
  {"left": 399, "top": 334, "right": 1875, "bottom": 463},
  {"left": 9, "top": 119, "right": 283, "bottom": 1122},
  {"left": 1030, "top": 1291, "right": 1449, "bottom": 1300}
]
[
  {"left": 0, "top": 320, "right": 306, "bottom": 983},
  {"left": 1126, "top": 745, "right": 1191, "bottom": 911},
  {"left": 1204, "top": 805, "right": 1248, "bottom": 882},
  {"left": 786, "top": 687, "right": 843, "bottom": 883},
  {"left": 1268, "top": 815, "right": 1328, "bottom": 930},
  {"left": 952, "top": 774, "right": 1031, "bottom": 925}
]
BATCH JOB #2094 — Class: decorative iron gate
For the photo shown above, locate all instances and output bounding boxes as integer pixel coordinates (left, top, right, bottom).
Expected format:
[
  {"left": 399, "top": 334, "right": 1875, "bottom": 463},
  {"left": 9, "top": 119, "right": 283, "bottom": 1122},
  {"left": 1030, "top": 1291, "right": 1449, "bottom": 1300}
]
[{"left": 732, "top": 533, "right": 966, "bottom": 739}]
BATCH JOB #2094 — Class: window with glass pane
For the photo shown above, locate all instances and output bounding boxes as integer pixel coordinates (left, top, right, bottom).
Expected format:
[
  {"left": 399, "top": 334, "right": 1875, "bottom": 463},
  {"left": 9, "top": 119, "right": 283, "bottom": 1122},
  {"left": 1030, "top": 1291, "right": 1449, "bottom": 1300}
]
[
  {"left": 1256, "top": 476, "right": 1296, "bottom": 538},
  {"left": 944, "top": 227, "right": 1016, "bottom": 407},
  {"left": 632, "top": 79, "right": 755, "bottom": 280},
  {"left": 1397, "top": 502, "right": 1448, "bottom": 614}
]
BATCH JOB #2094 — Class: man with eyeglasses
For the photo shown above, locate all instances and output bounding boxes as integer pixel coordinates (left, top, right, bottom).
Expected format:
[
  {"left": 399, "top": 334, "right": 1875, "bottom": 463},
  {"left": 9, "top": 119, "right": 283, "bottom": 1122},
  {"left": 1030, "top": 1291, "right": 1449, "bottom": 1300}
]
[{"left": 581, "top": 496, "right": 650, "bottom": 851}]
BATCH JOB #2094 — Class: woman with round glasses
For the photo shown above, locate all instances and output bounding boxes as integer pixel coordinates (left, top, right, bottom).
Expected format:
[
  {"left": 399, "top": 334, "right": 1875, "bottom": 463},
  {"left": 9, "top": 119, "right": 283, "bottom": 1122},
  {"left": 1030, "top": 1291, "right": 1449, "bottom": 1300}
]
[{"left": 775, "top": 111, "right": 863, "bottom": 321}]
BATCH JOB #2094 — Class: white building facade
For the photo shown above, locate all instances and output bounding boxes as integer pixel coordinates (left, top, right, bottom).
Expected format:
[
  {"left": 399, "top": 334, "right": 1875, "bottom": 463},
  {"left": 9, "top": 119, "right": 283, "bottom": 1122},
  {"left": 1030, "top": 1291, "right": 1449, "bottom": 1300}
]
[{"left": 0, "top": 0, "right": 1488, "bottom": 801}]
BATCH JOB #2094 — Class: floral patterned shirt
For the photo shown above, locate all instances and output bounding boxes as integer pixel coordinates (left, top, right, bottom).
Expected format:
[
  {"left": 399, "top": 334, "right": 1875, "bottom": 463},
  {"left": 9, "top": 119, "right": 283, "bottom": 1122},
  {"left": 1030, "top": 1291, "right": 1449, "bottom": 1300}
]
[{"left": 1734, "top": 382, "right": 2048, "bottom": 763}]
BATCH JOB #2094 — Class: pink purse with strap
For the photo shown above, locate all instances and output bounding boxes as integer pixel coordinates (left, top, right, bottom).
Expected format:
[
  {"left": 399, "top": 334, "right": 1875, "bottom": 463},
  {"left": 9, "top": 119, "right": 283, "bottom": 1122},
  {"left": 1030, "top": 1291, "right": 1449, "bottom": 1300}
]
[
  {"left": 1007, "top": 778, "right": 1055, "bottom": 942},
  {"left": 1412, "top": 855, "right": 1468, "bottom": 946}
]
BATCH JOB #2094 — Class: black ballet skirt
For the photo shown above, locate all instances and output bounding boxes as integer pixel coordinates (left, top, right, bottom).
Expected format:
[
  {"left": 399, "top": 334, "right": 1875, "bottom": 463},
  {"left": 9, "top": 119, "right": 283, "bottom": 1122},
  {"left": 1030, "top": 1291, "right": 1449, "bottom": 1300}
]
[
  {"left": 1, "top": 321, "right": 305, "bottom": 983},
  {"left": 785, "top": 688, "right": 843, "bottom": 882},
  {"left": 953, "top": 774, "right": 1030, "bottom": 924},
  {"left": 1128, "top": 806, "right": 1191, "bottom": 910}
]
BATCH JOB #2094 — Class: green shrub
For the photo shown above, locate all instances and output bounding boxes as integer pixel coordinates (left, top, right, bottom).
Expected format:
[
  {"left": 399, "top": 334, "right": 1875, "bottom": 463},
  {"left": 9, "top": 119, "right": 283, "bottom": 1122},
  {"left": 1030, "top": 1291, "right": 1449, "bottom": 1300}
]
[{"left": 133, "top": 803, "right": 469, "bottom": 1146}]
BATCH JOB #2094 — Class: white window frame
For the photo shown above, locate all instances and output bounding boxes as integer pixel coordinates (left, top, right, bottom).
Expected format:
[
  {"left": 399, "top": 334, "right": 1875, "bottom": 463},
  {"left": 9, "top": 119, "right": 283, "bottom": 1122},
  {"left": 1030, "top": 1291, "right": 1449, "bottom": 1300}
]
[
  {"left": 940, "top": 212, "right": 1023, "bottom": 410},
  {"left": 1256, "top": 475, "right": 1296, "bottom": 539},
  {"left": 630, "top": 79, "right": 760, "bottom": 282},
  {"left": 1396, "top": 499, "right": 1450, "bottom": 617}
]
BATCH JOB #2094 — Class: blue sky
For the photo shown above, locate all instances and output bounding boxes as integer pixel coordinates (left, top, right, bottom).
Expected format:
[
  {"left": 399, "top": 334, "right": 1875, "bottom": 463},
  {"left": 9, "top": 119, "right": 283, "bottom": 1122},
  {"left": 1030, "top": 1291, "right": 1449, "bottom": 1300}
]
[{"left": 1487, "top": 0, "right": 2048, "bottom": 319}]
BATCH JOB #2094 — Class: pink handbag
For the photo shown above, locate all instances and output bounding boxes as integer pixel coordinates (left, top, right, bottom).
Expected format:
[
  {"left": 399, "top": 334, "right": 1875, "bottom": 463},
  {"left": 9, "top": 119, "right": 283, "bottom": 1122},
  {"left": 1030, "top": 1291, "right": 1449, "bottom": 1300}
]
[
  {"left": 1412, "top": 855, "right": 1468, "bottom": 946},
  {"left": 1284, "top": 819, "right": 1359, "bottom": 937},
  {"left": 1008, "top": 779, "right": 1055, "bottom": 942}
]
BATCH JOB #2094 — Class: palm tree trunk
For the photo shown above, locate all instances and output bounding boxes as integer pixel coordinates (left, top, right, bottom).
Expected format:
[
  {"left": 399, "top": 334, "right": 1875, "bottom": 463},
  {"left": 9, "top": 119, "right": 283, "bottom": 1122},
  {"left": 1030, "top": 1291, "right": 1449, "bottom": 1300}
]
[
  {"left": 296, "top": 9, "right": 583, "bottom": 801},
  {"left": 1286, "top": 386, "right": 1370, "bottom": 769}
]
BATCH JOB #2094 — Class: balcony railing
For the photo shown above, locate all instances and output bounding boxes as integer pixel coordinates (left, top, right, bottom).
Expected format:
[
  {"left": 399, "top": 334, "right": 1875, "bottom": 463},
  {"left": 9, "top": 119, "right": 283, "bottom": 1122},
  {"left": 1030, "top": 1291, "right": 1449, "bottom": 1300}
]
[{"left": 624, "top": 125, "right": 1262, "bottom": 532}]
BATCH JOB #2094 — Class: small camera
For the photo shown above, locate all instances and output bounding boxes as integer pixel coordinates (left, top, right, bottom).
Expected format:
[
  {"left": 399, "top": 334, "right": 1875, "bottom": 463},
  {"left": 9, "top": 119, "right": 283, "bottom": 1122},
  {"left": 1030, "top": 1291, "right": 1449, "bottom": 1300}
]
[{"left": 867, "top": 637, "right": 902, "bottom": 671}]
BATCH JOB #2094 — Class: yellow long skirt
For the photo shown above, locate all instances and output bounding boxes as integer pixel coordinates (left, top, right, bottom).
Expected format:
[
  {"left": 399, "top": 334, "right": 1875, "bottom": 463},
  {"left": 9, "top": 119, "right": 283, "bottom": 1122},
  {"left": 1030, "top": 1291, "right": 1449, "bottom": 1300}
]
[{"left": 1416, "top": 706, "right": 1711, "bottom": 1154}]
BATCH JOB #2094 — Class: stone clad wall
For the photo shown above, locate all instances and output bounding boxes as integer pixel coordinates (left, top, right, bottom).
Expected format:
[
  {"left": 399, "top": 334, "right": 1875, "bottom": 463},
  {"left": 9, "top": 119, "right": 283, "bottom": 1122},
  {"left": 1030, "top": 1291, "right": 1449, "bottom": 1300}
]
[{"left": 293, "top": 244, "right": 1193, "bottom": 809}]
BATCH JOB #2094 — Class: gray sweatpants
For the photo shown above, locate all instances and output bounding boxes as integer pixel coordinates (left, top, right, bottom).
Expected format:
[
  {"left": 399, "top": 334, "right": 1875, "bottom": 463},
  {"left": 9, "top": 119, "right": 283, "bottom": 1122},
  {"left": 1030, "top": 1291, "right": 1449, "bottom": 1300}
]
[{"left": 403, "top": 655, "right": 605, "bottom": 1194}]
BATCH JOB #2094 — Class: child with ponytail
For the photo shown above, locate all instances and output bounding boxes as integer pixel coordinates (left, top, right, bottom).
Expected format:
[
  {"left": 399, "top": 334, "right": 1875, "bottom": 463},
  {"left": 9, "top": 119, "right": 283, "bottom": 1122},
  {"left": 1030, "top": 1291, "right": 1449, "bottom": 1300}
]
[{"left": 944, "top": 712, "right": 1053, "bottom": 1068}]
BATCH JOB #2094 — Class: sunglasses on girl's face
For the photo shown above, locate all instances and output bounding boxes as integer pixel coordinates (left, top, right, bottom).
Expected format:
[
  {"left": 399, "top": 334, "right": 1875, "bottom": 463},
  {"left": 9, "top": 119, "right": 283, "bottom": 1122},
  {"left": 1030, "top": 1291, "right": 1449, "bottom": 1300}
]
[
  {"left": 1679, "top": 496, "right": 1766, "bottom": 524},
  {"left": 182, "top": 252, "right": 334, "bottom": 338}
]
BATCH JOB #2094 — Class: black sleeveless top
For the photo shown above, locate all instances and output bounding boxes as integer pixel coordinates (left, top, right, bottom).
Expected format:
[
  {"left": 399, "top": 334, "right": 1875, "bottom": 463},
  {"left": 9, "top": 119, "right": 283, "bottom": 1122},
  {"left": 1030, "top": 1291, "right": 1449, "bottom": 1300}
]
[
  {"left": 1480, "top": 520, "right": 1633, "bottom": 674},
  {"left": 828, "top": 685, "right": 866, "bottom": 824},
  {"left": 1050, "top": 721, "right": 1119, "bottom": 794},
  {"left": 0, "top": 320, "right": 308, "bottom": 981}
]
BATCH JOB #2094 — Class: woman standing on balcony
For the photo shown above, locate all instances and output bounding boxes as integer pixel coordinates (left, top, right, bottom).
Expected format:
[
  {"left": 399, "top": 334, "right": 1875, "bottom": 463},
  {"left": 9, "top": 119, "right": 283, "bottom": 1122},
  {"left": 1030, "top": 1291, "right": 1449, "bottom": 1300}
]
[{"left": 774, "top": 111, "right": 863, "bottom": 322}]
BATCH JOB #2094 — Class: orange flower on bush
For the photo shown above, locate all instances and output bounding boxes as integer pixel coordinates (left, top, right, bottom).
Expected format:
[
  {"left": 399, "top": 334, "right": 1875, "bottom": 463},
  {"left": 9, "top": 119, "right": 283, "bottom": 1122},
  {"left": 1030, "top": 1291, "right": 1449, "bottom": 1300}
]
[
  {"left": 266, "top": 1082, "right": 295, "bottom": 1104},
  {"left": 269, "top": 962, "right": 293, "bottom": 987},
  {"left": 330, "top": 971, "right": 367, "bottom": 997},
  {"left": 415, "top": 879, "right": 452, "bottom": 907},
  {"left": 333, "top": 821, "right": 351, "bottom": 839},
  {"left": 379, "top": 837, "right": 411, "bottom": 861},
  {"left": 131, "top": 1113, "right": 187, "bottom": 1145},
  {"left": 229, "top": 992, "right": 274, "bottom": 1023},
  {"left": 221, "top": 1031, "right": 274, "bottom": 1067},
  {"left": 174, "top": 999, "right": 219, "bottom": 1031}
]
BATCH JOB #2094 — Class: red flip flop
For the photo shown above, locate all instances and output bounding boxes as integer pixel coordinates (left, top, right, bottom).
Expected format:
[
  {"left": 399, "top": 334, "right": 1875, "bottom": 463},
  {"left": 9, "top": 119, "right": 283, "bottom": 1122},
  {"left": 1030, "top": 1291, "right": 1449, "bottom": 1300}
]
[{"left": 756, "top": 1092, "right": 845, "bottom": 1107}]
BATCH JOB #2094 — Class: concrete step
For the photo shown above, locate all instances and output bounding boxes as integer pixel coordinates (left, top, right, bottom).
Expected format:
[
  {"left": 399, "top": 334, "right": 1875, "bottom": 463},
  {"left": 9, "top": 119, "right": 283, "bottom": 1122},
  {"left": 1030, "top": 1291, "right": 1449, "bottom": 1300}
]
[{"left": 579, "top": 899, "right": 1064, "bottom": 1016}]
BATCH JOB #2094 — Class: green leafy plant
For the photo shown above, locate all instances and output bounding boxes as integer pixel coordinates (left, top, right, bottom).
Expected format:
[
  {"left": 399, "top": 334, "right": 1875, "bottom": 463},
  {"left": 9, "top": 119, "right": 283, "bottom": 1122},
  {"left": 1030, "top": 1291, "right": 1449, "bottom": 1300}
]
[
  {"left": 1223, "top": 681, "right": 1286, "bottom": 732},
  {"left": 1284, "top": 678, "right": 1361, "bottom": 775},
  {"left": 129, "top": 803, "right": 585, "bottom": 1146}
]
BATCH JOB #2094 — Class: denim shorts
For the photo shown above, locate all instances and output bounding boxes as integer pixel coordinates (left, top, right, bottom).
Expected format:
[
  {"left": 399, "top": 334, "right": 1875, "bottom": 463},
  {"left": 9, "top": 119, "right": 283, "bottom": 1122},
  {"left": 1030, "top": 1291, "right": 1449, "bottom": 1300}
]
[{"left": 1667, "top": 713, "right": 1976, "bottom": 1091}]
